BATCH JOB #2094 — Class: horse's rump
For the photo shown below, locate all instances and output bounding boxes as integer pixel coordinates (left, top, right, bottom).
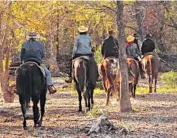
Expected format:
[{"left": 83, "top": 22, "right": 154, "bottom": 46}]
[
  {"left": 126, "top": 57, "right": 139, "bottom": 84},
  {"left": 142, "top": 54, "right": 160, "bottom": 78},
  {"left": 99, "top": 57, "right": 119, "bottom": 92},
  {"left": 16, "top": 62, "right": 46, "bottom": 96},
  {"left": 73, "top": 56, "right": 98, "bottom": 91}
]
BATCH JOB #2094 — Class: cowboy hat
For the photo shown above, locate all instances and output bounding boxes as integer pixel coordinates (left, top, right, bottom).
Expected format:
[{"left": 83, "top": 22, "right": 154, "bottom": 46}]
[
  {"left": 78, "top": 26, "right": 88, "bottom": 33},
  {"left": 28, "top": 31, "right": 37, "bottom": 37},
  {"left": 127, "top": 35, "right": 135, "bottom": 42}
]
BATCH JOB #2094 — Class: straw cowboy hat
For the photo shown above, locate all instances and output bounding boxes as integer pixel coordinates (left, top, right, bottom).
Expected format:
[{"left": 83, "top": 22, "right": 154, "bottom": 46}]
[
  {"left": 127, "top": 35, "right": 135, "bottom": 42},
  {"left": 78, "top": 26, "right": 88, "bottom": 33}
]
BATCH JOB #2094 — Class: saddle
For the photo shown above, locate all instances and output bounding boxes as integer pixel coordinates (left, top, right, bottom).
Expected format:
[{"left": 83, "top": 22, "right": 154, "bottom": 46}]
[
  {"left": 142, "top": 52, "right": 156, "bottom": 58},
  {"left": 19, "top": 61, "right": 46, "bottom": 77},
  {"left": 73, "top": 56, "right": 90, "bottom": 62}
]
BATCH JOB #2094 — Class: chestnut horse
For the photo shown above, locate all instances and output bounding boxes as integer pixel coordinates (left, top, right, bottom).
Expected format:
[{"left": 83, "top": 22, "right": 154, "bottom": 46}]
[
  {"left": 99, "top": 57, "right": 119, "bottom": 105},
  {"left": 141, "top": 54, "right": 160, "bottom": 93},
  {"left": 99, "top": 57, "right": 140, "bottom": 105}
]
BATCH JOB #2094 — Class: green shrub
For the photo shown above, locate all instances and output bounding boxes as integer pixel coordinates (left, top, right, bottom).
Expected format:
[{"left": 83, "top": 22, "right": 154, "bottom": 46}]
[
  {"left": 94, "top": 45, "right": 103, "bottom": 63},
  {"left": 160, "top": 71, "right": 177, "bottom": 88},
  {"left": 88, "top": 107, "right": 109, "bottom": 118}
]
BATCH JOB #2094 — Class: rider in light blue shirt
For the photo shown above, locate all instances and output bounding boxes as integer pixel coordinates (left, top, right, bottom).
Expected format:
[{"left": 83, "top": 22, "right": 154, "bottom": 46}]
[{"left": 65, "top": 26, "right": 93, "bottom": 83}]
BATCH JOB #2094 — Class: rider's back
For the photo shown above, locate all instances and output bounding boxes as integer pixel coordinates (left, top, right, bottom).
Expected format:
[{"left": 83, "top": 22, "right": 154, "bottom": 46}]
[
  {"left": 21, "top": 39, "right": 44, "bottom": 64},
  {"left": 74, "top": 34, "right": 92, "bottom": 55}
]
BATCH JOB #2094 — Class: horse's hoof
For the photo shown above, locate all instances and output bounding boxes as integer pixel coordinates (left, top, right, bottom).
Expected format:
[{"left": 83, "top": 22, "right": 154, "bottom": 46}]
[
  {"left": 37, "top": 121, "right": 42, "bottom": 127},
  {"left": 85, "top": 107, "right": 90, "bottom": 113},
  {"left": 23, "top": 126, "right": 27, "bottom": 130}
]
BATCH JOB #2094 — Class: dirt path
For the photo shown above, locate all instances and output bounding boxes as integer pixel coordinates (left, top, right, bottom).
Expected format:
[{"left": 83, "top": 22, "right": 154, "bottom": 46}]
[{"left": 0, "top": 78, "right": 177, "bottom": 138}]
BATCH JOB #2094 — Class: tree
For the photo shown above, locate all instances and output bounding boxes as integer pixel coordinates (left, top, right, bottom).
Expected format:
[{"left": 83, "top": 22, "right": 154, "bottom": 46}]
[{"left": 117, "top": 1, "right": 132, "bottom": 112}]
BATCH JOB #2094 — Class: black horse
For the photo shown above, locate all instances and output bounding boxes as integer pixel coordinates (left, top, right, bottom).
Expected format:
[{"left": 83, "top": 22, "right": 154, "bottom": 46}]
[
  {"left": 16, "top": 62, "right": 47, "bottom": 129},
  {"left": 72, "top": 56, "right": 98, "bottom": 112}
]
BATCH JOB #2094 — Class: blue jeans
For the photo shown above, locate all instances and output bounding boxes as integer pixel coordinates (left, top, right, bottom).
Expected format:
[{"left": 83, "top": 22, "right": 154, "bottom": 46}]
[{"left": 42, "top": 65, "right": 53, "bottom": 86}]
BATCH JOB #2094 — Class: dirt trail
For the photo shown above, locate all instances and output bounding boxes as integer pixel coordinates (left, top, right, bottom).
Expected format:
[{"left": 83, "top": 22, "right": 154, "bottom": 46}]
[{"left": 0, "top": 78, "right": 177, "bottom": 138}]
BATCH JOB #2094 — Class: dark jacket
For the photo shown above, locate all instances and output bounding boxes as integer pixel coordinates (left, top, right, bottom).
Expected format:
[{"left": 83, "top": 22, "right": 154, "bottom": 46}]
[
  {"left": 101, "top": 36, "right": 119, "bottom": 58},
  {"left": 21, "top": 38, "right": 44, "bottom": 64},
  {"left": 141, "top": 38, "right": 155, "bottom": 55}
]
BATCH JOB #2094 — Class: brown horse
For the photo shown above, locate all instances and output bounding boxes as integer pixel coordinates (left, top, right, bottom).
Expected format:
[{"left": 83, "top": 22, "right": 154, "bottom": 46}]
[
  {"left": 99, "top": 57, "right": 140, "bottom": 105},
  {"left": 99, "top": 57, "right": 119, "bottom": 106},
  {"left": 126, "top": 57, "right": 140, "bottom": 98},
  {"left": 141, "top": 54, "right": 160, "bottom": 93},
  {"left": 72, "top": 56, "right": 98, "bottom": 112}
]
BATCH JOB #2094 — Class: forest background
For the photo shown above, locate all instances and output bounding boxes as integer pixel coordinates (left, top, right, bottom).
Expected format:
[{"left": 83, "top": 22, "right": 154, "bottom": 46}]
[{"left": 0, "top": 1, "right": 177, "bottom": 102}]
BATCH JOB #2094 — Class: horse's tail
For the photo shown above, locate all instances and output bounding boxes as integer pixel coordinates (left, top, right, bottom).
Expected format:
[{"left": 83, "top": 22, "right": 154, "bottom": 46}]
[
  {"left": 16, "top": 66, "right": 32, "bottom": 100},
  {"left": 75, "top": 60, "right": 87, "bottom": 92},
  {"left": 148, "top": 56, "right": 153, "bottom": 77},
  {"left": 103, "top": 59, "right": 115, "bottom": 90},
  {"left": 151, "top": 55, "right": 160, "bottom": 79}
]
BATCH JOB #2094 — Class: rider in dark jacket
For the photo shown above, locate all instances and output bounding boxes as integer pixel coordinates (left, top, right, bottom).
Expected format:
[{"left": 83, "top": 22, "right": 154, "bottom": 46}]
[
  {"left": 101, "top": 30, "right": 119, "bottom": 58},
  {"left": 21, "top": 32, "right": 57, "bottom": 94},
  {"left": 141, "top": 34, "right": 155, "bottom": 56}
]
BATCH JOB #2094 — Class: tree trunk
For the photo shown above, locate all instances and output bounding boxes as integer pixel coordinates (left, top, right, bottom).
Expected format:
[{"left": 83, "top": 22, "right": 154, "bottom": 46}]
[
  {"left": 135, "top": 2, "right": 145, "bottom": 41},
  {"left": 117, "top": 1, "right": 132, "bottom": 112}
]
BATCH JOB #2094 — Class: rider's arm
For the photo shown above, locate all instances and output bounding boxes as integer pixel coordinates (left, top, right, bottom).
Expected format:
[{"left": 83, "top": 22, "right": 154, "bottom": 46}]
[
  {"left": 101, "top": 41, "right": 105, "bottom": 57},
  {"left": 40, "top": 42, "right": 45, "bottom": 59},
  {"left": 20, "top": 43, "right": 26, "bottom": 64}
]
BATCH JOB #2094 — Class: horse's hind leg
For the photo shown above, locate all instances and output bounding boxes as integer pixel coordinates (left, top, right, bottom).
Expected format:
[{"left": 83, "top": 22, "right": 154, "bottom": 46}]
[
  {"left": 134, "top": 84, "right": 137, "bottom": 98},
  {"left": 85, "top": 86, "right": 91, "bottom": 112},
  {"left": 39, "top": 90, "right": 46, "bottom": 126},
  {"left": 149, "top": 75, "right": 153, "bottom": 93},
  {"left": 154, "top": 74, "right": 158, "bottom": 93},
  {"left": 106, "top": 87, "right": 111, "bottom": 106},
  {"left": 90, "top": 89, "right": 94, "bottom": 109},
  {"left": 32, "top": 99, "right": 39, "bottom": 127},
  {"left": 76, "top": 83, "right": 82, "bottom": 112},
  {"left": 19, "top": 96, "right": 27, "bottom": 130}
]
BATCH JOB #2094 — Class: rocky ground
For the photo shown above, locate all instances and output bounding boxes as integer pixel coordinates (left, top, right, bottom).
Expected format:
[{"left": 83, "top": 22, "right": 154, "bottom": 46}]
[{"left": 0, "top": 78, "right": 177, "bottom": 138}]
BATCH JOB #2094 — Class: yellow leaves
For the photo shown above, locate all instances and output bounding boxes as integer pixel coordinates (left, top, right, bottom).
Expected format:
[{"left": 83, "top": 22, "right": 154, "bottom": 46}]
[
  {"left": 9, "top": 80, "right": 15, "bottom": 87},
  {"left": 2, "top": 58, "right": 12, "bottom": 72},
  {"left": 123, "top": 0, "right": 136, "bottom": 5}
]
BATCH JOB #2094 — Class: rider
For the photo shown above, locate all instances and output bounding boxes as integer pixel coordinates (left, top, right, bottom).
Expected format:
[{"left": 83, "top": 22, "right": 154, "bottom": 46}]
[
  {"left": 126, "top": 35, "right": 145, "bottom": 79},
  {"left": 20, "top": 31, "right": 57, "bottom": 94},
  {"left": 141, "top": 34, "right": 155, "bottom": 56},
  {"left": 65, "top": 26, "right": 94, "bottom": 83},
  {"left": 101, "top": 30, "right": 119, "bottom": 58}
]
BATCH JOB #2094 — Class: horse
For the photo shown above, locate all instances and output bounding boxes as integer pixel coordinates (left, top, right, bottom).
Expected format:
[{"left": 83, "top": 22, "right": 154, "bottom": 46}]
[
  {"left": 126, "top": 57, "right": 140, "bottom": 98},
  {"left": 72, "top": 56, "right": 98, "bottom": 112},
  {"left": 141, "top": 53, "right": 160, "bottom": 93},
  {"left": 99, "top": 57, "right": 119, "bottom": 106},
  {"left": 16, "top": 62, "right": 47, "bottom": 129},
  {"left": 99, "top": 57, "right": 139, "bottom": 105}
]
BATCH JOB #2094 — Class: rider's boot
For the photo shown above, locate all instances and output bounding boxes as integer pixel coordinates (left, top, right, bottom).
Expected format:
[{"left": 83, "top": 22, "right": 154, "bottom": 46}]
[
  {"left": 48, "top": 85, "right": 57, "bottom": 94},
  {"left": 65, "top": 77, "right": 72, "bottom": 83}
]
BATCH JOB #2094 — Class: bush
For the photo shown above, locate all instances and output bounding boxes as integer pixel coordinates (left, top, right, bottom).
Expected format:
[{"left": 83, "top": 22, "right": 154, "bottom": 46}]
[
  {"left": 94, "top": 45, "right": 103, "bottom": 63},
  {"left": 160, "top": 71, "right": 177, "bottom": 88}
]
